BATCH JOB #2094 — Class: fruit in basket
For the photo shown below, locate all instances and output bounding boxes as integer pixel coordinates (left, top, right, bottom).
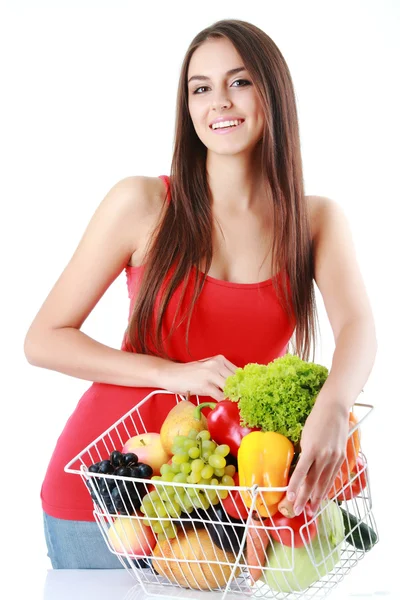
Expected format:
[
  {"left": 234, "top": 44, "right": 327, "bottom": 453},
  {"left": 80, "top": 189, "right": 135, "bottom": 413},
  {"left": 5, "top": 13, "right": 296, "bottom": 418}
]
[
  {"left": 140, "top": 487, "right": 180, "bottom": 541},
  {"left": 107, "top": 516, "right": 157, "bottom": 556},
  {"left": 140, "top": 429, "right": 238, "bottom": 541},
  {"left": 260, "top": 500, "right": 345, "bottom": 592},
  {"left": 160, "top": 399, "right": 208, "bottom": 455},
  {"left": 86, "top": 452, "right": 152, "bottom": 515},
  {"left": 152, "top": 527, "right": 240, "bottom": 590},
  {"left": 122, "top": 433, "right": 170, "bottom": 476},
  {"left": 109, "top": 450, "right": 139, "bottom": 468}
]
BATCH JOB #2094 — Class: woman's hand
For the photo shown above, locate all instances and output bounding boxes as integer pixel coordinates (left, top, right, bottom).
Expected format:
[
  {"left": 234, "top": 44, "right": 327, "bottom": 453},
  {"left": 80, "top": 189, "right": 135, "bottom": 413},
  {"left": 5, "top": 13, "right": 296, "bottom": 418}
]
[
  {"left": 285, "top": 397, "right": 350, "bottom": 515},
  {"left": 159, "top": 354, "right": 238, "bottom": 402}
]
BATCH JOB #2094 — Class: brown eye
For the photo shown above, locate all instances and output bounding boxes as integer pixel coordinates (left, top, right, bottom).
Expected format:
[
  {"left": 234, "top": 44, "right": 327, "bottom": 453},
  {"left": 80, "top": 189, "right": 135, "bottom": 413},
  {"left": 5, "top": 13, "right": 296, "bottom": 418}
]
[
  {"left": 232, "top": 79, "right": 251, "bottom": 87},
  {"left": 192, "top": 86, "right": 209, "bottom": 95},
  {"left": 192, "top": 79, "right": 251, "bottom": 95}
]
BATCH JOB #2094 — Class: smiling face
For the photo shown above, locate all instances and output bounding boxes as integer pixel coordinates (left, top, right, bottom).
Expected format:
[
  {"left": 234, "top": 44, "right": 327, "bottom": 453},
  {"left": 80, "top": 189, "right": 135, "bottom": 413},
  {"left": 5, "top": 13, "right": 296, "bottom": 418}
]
[{"left": 187, "top": 37, "right": 265, "bottom": 156}]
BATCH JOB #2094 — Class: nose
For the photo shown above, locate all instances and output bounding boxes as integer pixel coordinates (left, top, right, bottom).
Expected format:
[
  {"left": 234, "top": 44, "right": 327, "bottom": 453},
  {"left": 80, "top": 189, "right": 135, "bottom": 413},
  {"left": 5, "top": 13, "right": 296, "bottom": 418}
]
[{"left": 211, "top": 91, "right": 232, "bottom": 111}]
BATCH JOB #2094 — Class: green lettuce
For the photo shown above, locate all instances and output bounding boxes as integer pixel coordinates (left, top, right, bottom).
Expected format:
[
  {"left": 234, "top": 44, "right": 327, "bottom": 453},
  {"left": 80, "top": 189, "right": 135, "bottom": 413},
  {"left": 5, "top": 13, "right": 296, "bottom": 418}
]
[
  {"left": 223, "top": 354, "right": 329, "bottom": 443},
  {"left": 259, "top": 500, "right": 345, "bottom": 592}
]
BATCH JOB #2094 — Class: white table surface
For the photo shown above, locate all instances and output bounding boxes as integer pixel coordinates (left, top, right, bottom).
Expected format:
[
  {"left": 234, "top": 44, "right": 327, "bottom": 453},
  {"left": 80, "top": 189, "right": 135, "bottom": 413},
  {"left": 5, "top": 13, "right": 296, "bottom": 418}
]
[
  {"left": 7, "top": 540, "right": 392, "bottom": 600},
  {"left": 40, "top": 562, "right": 395, "bottom": 600}
]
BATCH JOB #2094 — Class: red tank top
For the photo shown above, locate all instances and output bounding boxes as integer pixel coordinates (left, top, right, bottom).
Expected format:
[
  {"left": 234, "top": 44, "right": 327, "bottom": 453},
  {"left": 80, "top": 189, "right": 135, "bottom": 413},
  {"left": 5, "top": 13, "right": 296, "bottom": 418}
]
[{"left": 41, "top": 174, "right": 295, "bottom": 521}]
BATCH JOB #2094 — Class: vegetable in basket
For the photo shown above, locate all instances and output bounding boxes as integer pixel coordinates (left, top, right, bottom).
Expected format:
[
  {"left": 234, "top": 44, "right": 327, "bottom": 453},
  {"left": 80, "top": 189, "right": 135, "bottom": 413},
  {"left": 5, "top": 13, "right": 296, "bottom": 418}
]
[
  {"left": 265, "top": 502, "right": 318, "bottom": 548},
  {"left": 327, "top": 411, "right": 361, "bottom": 498},
  {"left": 339, "top": 505, "right": 378, "bottom": 551},
  {"left": 238, "top": 431, "right": 294, "bottom": 517},
  {"left": 223, "top": 354, "right": 329, "bottom": 443},
  {"left": 245, "top": 515, "right": 270, "bottom": 584},
  {"left": 204, "top": 502, "right": 246, "bottom": 554},
  {"left": 336, "top": 455, "right": 367, "bottom": 501},
  {"left": 259, "top": 500, "right": 345, "bottom": 593},
  {"left": 194, "top": 400, "right": 259, "bottom": 456},
  {"left": 221, "top": 472, "right": 249, "bottom": 520}
]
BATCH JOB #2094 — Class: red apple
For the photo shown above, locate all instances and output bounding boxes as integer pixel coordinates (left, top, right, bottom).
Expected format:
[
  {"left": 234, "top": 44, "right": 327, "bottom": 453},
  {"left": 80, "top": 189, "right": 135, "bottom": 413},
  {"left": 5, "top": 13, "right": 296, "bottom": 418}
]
[
  {"left": 122, "top": 432, "right": 170, "bottom": 476},
  {"left": 108, "top": 516, "right": 156, "bottom": 556}
]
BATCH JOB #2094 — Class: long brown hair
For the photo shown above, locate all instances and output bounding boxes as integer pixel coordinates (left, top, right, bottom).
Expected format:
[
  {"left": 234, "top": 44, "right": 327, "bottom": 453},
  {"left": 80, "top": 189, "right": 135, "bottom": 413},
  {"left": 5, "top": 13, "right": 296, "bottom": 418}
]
[{"left": 125, "top": 19, "right": 319, "bottom": 362}]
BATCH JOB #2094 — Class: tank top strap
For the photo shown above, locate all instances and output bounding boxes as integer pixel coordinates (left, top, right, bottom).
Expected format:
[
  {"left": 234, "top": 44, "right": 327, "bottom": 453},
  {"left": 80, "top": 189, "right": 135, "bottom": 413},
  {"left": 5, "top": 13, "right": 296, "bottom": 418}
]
[{"left": 158, "top": 174, "right": 171, "bottom": 203}]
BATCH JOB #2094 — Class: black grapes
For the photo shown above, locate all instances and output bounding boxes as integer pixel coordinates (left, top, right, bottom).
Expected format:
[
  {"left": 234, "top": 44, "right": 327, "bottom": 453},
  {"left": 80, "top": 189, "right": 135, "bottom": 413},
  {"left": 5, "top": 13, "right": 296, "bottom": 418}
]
[{"left": 86, "top": 452, "right": 153, "bottom": 516}]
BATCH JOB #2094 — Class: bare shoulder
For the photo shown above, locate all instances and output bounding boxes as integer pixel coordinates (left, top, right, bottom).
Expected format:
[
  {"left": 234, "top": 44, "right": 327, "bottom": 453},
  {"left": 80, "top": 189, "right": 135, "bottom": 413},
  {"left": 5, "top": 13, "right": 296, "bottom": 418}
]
[
  {"left": 305, "top": 194, "right": 339, "bottom": 241},
  {"left": 120, "top": 175, "right": 169, "bottom": 265},
  {"left": 109, "top": 175, "right": 167, "bottom": 243},
  {"left": 109, "top": 175, "right": 166, "bottom": 218}
]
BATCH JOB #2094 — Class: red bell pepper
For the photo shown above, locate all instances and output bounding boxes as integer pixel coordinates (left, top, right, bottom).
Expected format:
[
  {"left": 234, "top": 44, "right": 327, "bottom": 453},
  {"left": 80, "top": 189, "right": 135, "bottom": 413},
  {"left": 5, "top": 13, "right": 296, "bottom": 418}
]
[
  {"left": 221, "top": 472, "right": 249, "bottom": 520},
  {"left": 194, "top": 400, "right": 259, "bottom": 456}
]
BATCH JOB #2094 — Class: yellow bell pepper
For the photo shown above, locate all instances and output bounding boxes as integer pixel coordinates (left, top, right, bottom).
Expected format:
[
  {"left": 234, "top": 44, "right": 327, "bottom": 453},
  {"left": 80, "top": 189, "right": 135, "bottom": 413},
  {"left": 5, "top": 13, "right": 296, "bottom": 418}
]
[{"left": 238, "top": 431, "right": 294, "bottom": 518}]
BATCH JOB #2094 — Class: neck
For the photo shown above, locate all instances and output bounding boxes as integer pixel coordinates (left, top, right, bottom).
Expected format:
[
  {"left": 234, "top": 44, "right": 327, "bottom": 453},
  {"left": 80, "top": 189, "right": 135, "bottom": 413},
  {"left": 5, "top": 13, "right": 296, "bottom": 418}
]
[{"left": 205, "top": 146, "right": 271, "bottom": 214}]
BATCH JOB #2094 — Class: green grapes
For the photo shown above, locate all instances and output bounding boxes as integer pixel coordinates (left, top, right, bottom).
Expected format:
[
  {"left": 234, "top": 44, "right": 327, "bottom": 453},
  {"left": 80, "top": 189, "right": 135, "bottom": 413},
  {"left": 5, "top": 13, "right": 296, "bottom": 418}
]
[
  {"left": 188, "top": 447, "right": 200, "bottom": 459},
  {"left": 140, "top": 428, "right": 237, "bottom": 541},
  {"left": 208, "top": 454, "right": 226, "bottom": 469}
]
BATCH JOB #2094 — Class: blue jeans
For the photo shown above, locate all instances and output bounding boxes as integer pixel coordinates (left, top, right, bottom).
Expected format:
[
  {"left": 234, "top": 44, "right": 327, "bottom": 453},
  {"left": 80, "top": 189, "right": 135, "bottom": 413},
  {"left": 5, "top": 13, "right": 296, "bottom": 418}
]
[{"left": 43, "top": 512, "right": 126, "bottom": 569}]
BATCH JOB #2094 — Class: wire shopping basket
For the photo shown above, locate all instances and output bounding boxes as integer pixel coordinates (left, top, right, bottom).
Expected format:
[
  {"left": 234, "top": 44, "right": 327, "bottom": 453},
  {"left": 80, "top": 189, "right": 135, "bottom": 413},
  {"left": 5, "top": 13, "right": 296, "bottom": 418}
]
[{"left": 65, "top": 390, "right": 378, "bottom": 600}]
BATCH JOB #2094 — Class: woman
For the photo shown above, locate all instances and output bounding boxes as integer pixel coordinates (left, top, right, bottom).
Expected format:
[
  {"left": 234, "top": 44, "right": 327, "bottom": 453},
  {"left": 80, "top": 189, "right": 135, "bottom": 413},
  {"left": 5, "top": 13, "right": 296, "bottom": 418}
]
[{"left": 24, "top": 19, "right": 377, "bottom": 569}]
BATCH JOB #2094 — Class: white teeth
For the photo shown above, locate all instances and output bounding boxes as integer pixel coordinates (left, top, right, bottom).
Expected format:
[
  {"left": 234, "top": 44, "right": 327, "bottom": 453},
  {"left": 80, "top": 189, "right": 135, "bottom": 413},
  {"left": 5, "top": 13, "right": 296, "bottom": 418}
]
[{"left": 211, "top": 119, "right": 243, "bottom": 130}]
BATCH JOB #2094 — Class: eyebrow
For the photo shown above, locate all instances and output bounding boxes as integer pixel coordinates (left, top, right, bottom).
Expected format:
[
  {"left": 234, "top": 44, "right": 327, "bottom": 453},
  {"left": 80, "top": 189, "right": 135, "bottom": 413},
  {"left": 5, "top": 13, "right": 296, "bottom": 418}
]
[{"left": 187, "top": 66, "right": 246, "bottom": 84}]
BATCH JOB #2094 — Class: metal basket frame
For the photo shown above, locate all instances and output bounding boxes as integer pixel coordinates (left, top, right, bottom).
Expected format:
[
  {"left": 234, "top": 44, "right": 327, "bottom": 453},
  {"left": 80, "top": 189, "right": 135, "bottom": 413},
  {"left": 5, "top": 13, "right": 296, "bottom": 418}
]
[{"left": 65, "top": 390, "right": 378, "bottom": 600}]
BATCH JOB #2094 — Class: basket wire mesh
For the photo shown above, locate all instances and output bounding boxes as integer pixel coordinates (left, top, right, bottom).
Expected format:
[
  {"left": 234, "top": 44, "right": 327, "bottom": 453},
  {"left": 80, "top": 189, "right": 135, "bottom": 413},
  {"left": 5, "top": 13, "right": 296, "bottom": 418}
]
[{"left": 65, "top": 390, "right": 378, "bottom": 600}]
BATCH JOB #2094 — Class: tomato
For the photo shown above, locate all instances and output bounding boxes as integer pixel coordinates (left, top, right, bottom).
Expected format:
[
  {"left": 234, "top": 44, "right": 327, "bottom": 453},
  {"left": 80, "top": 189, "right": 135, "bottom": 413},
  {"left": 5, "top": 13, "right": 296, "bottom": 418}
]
[
  {"left": 266, "top": 504, "right": 317, "bottom": 548},
  {"left": 222, "top": 472, "right": 249, "bottom": 520},
  {"left": 336, "top": 455, "right": 367, "bottom": 501}
]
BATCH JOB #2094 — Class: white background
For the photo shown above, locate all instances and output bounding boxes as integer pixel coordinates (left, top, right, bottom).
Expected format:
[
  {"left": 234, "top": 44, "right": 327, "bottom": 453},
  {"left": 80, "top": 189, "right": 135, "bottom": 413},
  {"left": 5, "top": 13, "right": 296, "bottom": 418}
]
[{"left": 1, "top": 0, "right": 399, "bottom": 598}]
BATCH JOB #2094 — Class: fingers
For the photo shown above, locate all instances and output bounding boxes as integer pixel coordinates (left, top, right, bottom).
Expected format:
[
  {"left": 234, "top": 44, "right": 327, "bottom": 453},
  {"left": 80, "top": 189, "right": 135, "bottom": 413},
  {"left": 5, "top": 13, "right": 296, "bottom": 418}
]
[
  {"left": 193, "top": 355, "right": 239, "bottom": 401},
  {"left": 290, "top": 454, "right": 345, "bottom": 515},
  {"left": 214, "top": 372, "right": 231, "bottom": 401},
  {"left": 286, "top": 452, "right": 312, "bottom": 504},
  {"left": 208, "top": 356, "right": 238, "bottom": 400},
  {"left": 311, "top": 456, "right": 344, "bottom": 511},
  {"left": 213, "top": 354, "right": 239, "bottom": 374},
  {"left": 308, "top": 463, "right": 336, "bottom": 513},
  {"left": 207, "top": 385, "right": 225, "bottom": 402},
  {"left": 219, "top": 365, "right": 236, "bottom": 380},
  {"left": 292, "top": 459, "right": 326, "bottom": 515},
  {"left": 224, "top": 358, "right": 239, "bottom": 373}
]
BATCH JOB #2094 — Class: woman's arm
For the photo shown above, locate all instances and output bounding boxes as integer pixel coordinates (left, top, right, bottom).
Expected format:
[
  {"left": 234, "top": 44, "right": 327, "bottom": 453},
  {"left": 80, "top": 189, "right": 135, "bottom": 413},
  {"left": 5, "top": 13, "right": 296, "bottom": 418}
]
[
  {"left": 25, "top": 326, "right": 170, "bottom": 387},
  {"left": 311, "top": 196, "right": 377, "bottom": 409},
  {"left": 24, "top": 175, "right": 170, "bottom": 388},
  {"left": 287, "top": 196, "right": 377, "bottom": 514},
  {"left": 24, "top": 176, "right": 238, "bottom": 398}
]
